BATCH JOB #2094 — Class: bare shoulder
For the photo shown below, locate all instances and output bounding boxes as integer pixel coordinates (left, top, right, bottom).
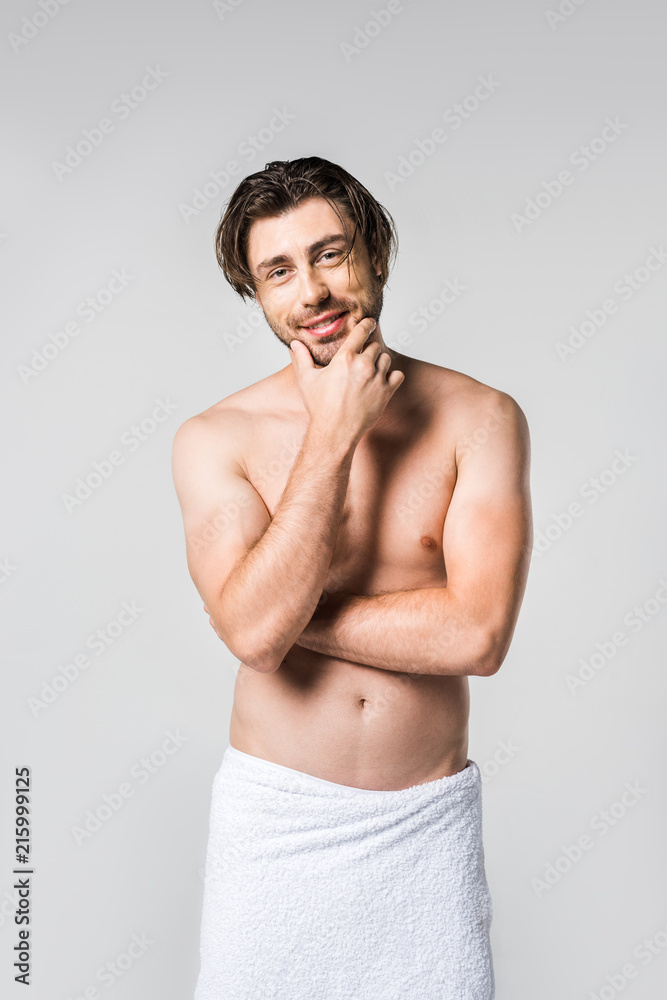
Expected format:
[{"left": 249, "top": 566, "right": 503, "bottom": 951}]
[
  {"left": 402, "top": 355, "right": 530, "bottom": 451},
  {"left": 171, "top": 371, "right": 283, "bottom": 479},
  {"left": 447, "top": 368, "right": 530, "bottom": 454}
]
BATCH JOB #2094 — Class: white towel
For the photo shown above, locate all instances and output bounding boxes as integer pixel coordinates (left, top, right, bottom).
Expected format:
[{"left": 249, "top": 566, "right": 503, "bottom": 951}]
[{"left": 194, "top": 745, "right": 494, "bottom": 1000}]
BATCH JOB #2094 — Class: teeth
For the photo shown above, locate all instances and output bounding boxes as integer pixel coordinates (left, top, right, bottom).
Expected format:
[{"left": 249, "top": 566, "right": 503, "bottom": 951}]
[{"left": 309, "top": 314, "right": 340, "bottom": 329}]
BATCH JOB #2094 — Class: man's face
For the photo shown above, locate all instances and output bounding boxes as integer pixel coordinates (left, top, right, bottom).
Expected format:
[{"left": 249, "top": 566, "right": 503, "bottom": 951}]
[{"left": 246, "top": 196, "right": 384, "bottom": 366}]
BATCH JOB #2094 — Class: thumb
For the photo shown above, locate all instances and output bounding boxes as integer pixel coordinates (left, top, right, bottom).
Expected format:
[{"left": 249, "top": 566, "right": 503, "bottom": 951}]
[{"left": 289, "top": 339, "right": 314, "bottom": 371}]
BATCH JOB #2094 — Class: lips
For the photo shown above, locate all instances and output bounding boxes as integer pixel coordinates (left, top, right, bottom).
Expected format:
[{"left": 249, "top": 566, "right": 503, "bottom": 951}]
[{"left": 301, "top": 311, "right": 347, "bottom": 337}]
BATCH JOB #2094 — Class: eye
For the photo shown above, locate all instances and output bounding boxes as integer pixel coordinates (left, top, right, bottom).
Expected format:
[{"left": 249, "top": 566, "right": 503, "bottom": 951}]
[
  {"left": 320, "top": 251, "right": 341, "bottom": 262},
  {"left": 269, "top": 267, "right": 288, "bottom": 279}
]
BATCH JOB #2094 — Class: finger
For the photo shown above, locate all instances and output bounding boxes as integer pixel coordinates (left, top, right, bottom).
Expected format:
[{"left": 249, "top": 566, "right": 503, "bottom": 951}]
[
  {"left": 338, "top": 317, "right": 377, "bottom": 357},
  {"left": 375, "top": 350, "right": 392, "bottom": 372},
  {"left": 386, "top": 368, "right": 405, "bottom": 393},
  {"left": 289, "top": 339, "right": 315, "bottom": 372},
  {"left": 361, "top": 340, "right": 383, "bottom": 362}
]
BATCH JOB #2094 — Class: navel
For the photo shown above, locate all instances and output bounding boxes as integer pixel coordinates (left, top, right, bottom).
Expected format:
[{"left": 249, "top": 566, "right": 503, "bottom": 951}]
[{"left": 420, "top": 535, "right": 438, "bottom": 550}]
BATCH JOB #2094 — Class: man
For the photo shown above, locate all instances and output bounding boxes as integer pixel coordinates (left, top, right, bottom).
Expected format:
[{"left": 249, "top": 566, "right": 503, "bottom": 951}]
[{"left": 172, "top": 156, "right": 532, "bottom": 999}]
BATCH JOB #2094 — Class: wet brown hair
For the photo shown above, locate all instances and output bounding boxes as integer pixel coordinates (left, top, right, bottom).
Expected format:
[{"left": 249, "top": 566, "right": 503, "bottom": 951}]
[{"left": 214, "top": 156, "right": 398, "bottom": 302}]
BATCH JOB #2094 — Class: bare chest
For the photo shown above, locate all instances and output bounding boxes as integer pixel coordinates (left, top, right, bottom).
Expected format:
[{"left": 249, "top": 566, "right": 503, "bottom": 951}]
[{"left": 244, "top": 417, "right": 457, "bottom": 595}]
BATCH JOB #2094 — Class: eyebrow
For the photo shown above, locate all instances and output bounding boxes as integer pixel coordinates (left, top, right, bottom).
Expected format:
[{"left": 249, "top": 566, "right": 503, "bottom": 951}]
[{"left": 254, "top": 233, "right": 349, "bottom": 277}]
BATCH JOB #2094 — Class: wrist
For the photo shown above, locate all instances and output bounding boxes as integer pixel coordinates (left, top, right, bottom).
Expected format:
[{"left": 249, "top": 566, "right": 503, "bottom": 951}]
[{"left": 304, "top": 422, "right": 358, "bottom": 461}]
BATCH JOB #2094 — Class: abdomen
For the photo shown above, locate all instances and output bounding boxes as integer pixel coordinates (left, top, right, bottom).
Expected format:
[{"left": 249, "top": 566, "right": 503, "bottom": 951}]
[{"left": 229, "top": 648, "right": 470, "bottom": 790}]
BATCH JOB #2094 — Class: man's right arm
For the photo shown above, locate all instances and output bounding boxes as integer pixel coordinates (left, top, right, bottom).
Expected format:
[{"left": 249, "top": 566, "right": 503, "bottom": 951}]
[
  {"left": 171, "top": 415, "right": 356, "bottom": 674},
  {"left": 171, "top": 317, "right": 404, "bottom": 673}
]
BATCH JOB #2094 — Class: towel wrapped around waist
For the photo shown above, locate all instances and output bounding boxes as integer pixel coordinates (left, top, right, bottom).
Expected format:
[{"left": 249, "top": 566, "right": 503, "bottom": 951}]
[{"left": 193, "top": 745, "right": 494, "bottom": 1000}]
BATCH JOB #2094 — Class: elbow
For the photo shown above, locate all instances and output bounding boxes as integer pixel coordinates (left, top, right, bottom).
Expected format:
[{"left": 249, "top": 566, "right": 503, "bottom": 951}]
[
  {"left": 223, "top": 627, "right": 283, "bottom": 674},
  {"left": 474, "top": 655, "right": 503, "bottom": 678},
  {"left": 243, "top": 652, "right": 282, "bottom": 674},
  {"left": 473, "top": 629, "right": 510, "bottom": 677},
  {"left": 211, "top": 598, "right": 282, "bottom": 673}
]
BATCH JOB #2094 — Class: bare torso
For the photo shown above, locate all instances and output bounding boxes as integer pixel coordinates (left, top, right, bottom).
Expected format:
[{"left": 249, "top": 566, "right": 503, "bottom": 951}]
[{"left": 221, "top": 354, "right": 490, "bottom": 790}]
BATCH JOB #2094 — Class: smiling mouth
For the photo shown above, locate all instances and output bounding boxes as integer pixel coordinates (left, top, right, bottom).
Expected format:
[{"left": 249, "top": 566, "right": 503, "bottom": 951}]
[{"left": 301, "top": 311, "right": 348, "bottom": 336}]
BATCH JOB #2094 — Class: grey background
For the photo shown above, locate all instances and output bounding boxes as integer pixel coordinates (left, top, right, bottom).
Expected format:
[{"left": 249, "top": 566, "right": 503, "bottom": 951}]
[{"left": 2, "top": 0, "right": 666, "bottom": 997}]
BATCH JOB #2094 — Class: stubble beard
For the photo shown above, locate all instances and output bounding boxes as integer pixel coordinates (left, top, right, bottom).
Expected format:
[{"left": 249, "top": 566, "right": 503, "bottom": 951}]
[{"left": 259, "top": 278, "right": 384, "bottom": 367}]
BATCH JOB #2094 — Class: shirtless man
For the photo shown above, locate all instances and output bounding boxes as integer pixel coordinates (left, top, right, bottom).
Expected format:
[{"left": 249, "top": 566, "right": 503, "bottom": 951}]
[{"left": 172, "top": 156, "right": 532, "bottom": 998}]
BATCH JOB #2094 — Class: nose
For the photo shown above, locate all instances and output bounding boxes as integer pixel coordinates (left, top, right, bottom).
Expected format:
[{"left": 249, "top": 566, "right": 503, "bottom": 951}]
[{"left": 297, "top": 264, "right": 331, "bottom": 308}]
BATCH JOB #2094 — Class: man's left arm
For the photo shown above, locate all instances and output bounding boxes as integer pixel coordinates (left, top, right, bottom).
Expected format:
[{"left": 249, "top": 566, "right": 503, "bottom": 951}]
[{"left": 295, "top": 391, "right": 533, "bottom": 677}]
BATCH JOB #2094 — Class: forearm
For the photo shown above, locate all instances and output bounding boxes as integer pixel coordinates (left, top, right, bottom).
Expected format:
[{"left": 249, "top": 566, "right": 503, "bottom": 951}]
[
  {"left": 218, "top": 425, "right": 354, "bottom": 670},
  {"left": 295, "top": 588, "right": 494, "bottom": 676}
]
